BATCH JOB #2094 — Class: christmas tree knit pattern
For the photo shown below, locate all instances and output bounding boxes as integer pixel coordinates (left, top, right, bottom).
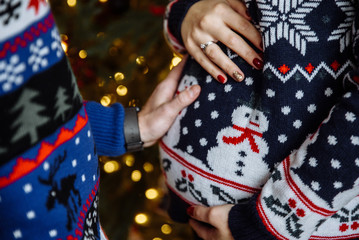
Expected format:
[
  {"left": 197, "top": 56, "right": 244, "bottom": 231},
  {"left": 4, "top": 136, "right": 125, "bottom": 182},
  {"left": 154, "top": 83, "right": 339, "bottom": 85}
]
[{"left": 162, "top": 0, "right": 359, "bottom": 239}]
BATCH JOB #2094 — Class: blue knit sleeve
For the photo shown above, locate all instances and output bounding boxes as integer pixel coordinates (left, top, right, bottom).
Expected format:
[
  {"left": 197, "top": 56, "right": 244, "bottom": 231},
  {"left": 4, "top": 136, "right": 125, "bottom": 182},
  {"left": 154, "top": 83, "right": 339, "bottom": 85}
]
[{"left": 85, "top": 101, "right": 126, "bottom": 156}]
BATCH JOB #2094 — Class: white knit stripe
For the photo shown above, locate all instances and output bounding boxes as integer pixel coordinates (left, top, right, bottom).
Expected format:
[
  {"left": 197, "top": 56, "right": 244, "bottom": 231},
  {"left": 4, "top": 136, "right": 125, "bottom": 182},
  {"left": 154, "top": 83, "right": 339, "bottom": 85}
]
[{"left": 0, "top": 1, "right": 50, "bottom": 41}]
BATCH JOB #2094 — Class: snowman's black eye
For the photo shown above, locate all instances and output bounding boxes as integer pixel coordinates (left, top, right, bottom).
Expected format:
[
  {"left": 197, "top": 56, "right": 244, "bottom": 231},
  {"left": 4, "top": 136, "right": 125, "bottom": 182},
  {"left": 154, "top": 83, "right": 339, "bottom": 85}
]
[
  {"left": 245, "top": 113, "right": 250, "bottom": 118},
  {"left": 255, "top": 115, "right": 259, "bottom": 121}
]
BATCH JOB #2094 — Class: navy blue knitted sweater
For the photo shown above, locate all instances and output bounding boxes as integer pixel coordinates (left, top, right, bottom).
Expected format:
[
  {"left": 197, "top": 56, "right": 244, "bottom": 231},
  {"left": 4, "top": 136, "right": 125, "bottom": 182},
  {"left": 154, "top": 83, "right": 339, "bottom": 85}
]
[
  {"left": 162, "top": 0, "right": 359, "bottom": 239},
  {"left": 0, "top": 1, "right": 126, "bottom": 239}
]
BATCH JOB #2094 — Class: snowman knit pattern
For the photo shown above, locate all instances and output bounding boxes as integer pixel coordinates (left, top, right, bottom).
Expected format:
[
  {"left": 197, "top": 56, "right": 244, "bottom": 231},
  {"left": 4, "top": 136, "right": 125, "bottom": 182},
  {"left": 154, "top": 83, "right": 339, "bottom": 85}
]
[
  {"left": 162, "top": 0, "right": 359, "bottom": 239},
  {"left": 0, "top": 1, "right": 126, "bottom": 239}
]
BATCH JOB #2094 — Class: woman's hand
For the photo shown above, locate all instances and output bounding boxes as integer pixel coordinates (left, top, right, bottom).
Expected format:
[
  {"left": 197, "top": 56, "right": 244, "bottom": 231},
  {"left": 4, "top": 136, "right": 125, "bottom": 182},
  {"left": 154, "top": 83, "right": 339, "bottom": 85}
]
[
  {"left": 187, "top": 204, "right": 235, "bottom": 240},
  {"left": 138, "top": 56, "right": 201, "bottom": 147},
  {"left": 181, "top": 0, "right": 263, "bottom": 83}
]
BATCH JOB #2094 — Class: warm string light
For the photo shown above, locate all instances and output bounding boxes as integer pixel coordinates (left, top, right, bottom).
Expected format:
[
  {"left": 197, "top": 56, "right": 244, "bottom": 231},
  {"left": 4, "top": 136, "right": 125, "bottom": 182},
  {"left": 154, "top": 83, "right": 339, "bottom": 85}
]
[
  {"left": 60, "top": 34, "right": 68, "bottom": 53},
  {"left": 79, "top": 50, "right": 87, "bottom": 59},
  {"left": 124, "top": 154, "right": 135, "bottom": 167},
  {"left": 143, "top": 162, "right": 153, "bottom": 172},
  {"left": 114, "top": 72, "right": 125, "bottom": 82},
  {"left": 131, "top": 170, "right": 142, "bottom": 182},
  {"left": 134, "top": 213, "right": 148, "bottom": 225},
  {"left": 136, "top": 56, "right": 149, "bottom": 74},
  {"left": 67, "top": 0, "right": 76, "bottom": 7},
  {"left": 103, "top": 160, "right": 120, "bottom": 173},
  {"left": 145, "top": 188, "right": 159, "bottom": 200},
  {"left": 100, "top": 95, "right": 111, "bottom": 106},
  {"left": 116, "top": 85, "right": 128, "bottom": 96},
  {"left": 161, "top": 224, "right": 172, "bottom": 235},
  {"left": 170, "top": 55, "right": 182, "bottom": 70}
]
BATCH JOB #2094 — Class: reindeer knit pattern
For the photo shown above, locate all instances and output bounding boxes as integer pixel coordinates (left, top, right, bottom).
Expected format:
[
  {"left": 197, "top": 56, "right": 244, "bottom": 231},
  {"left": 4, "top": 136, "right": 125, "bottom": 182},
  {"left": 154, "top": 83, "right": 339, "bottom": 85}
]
[
  {"left": 0, "top": 1, "right": 126, "bottom": 239},
  {"left": 162, "top": 0, "right": 359, "bottom": 239}
]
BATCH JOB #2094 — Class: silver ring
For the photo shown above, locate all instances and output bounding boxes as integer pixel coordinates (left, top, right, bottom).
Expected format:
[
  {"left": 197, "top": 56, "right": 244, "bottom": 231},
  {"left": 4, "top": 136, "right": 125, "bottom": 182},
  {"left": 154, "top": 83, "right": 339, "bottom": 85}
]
[{"left": 200, "top": 40, "right": 217, "bottom": 52}]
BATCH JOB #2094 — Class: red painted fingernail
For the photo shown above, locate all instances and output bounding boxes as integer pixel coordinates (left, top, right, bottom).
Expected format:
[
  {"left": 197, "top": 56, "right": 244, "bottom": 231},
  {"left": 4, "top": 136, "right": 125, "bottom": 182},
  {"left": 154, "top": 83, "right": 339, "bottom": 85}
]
[
  {"left": 246, "top": 10, "right": 251, "bottom": 18},
  {"left": 217, "top": 75, "right": 226, "bottom": 84},
  {"left": 253, "top": 58, "right": 264, "bottom": 69},
  {"left": 187, "top": 206, "right": 194, "bottom": 217}
]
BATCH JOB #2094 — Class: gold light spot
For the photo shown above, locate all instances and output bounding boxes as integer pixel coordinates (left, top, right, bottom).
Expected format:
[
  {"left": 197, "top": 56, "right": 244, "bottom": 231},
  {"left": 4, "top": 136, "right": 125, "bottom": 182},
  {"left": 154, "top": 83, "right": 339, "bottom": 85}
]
[
  {"left": 114, "top": 72, "right": 125, "bottom": 81},
  {"left": 145, "top": 188, "right": 159, "bottom": 200},
  {"left": 161, "top": 224, "right": 172, "bottom": 235},
  {"left": 131, "top": 170, "right": 142, "bottom": 182},
  {"left": 61, "top": 41, "right": 68, "bottom": 53},
  {"left": 103, "top": 161, "right": 120, "bottom": 173},
  {"left": 67, "top": 0, "right": 76, "bottom": 7},
  {"left": 143, "top": 162, "right": 153, "bottom": 172},
  {"left": 100, "top": 95, "right": 111, "bottom": 106},
  {"left": 171, "top": 56, "right": 182, "bottom": 67},
  {"left": 136, "top": 56, "right": 146, "bottom": 65},
  {"left": 99, "top": 0, "right": 107, "bottom": 2},
  {"left": 153, "top": 238, "right": 162, "bottom": 240},
  {"left": 116, "top": 85, "right": 128, "bottom": 96},
  {"left": 135, "top": 213, "right": 148, "bottom": 225},
  {"left": 142, "top": 67, "right": 149, "bottom": 74},
  {"left": 79, "top": 50, "right": 87, "bottom": 59},
  {"left": 124, "top": 154, "right": 135, "bottom": 167}
]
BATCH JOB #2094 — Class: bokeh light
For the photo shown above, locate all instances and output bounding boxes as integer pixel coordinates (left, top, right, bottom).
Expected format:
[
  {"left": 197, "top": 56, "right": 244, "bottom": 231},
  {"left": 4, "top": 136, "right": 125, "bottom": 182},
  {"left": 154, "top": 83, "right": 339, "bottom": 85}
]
[
  {"left": 145, "top": 188, "right": 159, "bottom": 200},
  {"left": 103, "top": 161, "right": 120, "bottom": 173},
  {"left": 131, "top": 170, "right": 142, "bottom": 182},
  {"left": 161, "top": 224, "right": 172, "bottom": 235},
  {"left": 135, "top": 213, "right": 148, "bottom": 225}
]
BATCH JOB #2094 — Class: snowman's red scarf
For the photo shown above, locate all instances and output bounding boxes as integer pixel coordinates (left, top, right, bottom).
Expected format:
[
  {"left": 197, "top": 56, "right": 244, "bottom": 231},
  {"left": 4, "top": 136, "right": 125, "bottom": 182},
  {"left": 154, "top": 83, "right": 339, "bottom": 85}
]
[{"left": 222, "top": 125, "right": 263, "bottom": 153}]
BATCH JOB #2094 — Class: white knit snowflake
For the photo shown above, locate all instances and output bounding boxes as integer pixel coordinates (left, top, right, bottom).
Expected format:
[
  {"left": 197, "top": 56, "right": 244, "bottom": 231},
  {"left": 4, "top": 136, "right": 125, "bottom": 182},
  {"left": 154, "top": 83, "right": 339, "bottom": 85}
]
[
  {"left": 257, "top": 0, "right": 321, "bottom": 55},
  {"left": 51, "top": 28, "right": 64, "bottom": 58},
  {"left": 0, "top": 54, "right": 26, "bottom": 92},
  {"left": 328, "top": 0, "right": 355, "bottom": 52},
  {"left": 28, "top": 38, "right": 50, "bottom": 72}
]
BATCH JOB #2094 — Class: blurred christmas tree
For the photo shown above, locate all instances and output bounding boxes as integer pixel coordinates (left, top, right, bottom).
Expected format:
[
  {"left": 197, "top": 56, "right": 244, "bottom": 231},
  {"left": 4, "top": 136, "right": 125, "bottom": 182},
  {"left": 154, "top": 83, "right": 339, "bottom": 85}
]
[{"left": 48, "top": 0, "right": 193, "bottom": 239}]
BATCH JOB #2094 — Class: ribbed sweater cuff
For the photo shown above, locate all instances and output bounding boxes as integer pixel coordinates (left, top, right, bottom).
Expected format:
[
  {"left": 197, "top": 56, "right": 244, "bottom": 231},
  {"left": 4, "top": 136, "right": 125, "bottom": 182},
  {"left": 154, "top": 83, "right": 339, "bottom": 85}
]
[
  {"left": 228, "top": 196, "right": 276, "bottom": 240},
  {"left": 167, "top": 0, "right": 201, "bottom": 45},
  {"left": 85, "top": 101, "right": 126, "bottom": 156}
]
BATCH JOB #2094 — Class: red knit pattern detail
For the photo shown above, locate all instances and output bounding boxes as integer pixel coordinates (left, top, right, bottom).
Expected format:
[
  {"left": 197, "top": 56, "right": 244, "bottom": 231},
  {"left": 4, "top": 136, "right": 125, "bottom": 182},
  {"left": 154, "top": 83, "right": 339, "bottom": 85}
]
[{"left": 0, "top": 13, "right": 54, "bottom": 59}]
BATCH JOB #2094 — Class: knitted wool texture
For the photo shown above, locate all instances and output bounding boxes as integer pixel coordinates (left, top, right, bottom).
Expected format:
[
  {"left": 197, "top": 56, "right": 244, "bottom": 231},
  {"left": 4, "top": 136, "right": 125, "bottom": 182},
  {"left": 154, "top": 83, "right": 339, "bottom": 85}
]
[
  {"left": 0, "top": 1, "right": 126, "bottom": 239},
  {"left": 162, "top": 0, "right": 359, "bottom": 239}
]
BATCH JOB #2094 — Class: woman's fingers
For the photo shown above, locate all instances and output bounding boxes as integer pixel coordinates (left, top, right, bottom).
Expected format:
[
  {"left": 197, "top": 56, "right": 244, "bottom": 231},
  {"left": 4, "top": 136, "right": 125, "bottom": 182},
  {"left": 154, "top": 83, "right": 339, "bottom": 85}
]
[
  {"left": 181, "top": 0, "right": 264, "bottom": 83},
  {"left": 227, "top": 0, "right": 252, "bottom": 21},
  {"left": 205, "top": 3, "right": 263, "bottom": 69},
  {"left": 188, "top": 39, "right": 244, "bottom": 83},
  {"left": 222, "top": 5, "right": 263, "bottom": 51},
  {"left": 201, "top": 41, "right": 245, "bottom": 82}
]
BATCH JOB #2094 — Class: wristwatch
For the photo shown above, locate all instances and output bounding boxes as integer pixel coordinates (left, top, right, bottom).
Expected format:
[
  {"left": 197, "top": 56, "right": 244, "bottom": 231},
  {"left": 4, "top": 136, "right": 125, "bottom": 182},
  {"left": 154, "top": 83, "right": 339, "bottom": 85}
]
[{"left": 124, "top": 107, "right": 144, "bottom": 152}]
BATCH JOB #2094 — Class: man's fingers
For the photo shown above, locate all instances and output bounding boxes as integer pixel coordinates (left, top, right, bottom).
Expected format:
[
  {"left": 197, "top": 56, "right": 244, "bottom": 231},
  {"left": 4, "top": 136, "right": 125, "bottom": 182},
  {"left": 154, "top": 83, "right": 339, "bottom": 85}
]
[
  {"left": 189, "top": 219, "right": 214, "bottom": 240},
  {"left": 171, "top": 84, "right": 201, "bottom": 111}
]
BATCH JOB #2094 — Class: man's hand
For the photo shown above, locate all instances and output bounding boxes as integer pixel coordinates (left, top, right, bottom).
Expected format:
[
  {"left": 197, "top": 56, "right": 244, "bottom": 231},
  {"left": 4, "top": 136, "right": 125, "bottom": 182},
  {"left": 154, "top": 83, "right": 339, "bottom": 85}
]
[
  {"left": 187, "top": 204, "right": 235, "bottom": 240},
  {"left": 138, "top": 57, "right": 201, "bottom": 147}
]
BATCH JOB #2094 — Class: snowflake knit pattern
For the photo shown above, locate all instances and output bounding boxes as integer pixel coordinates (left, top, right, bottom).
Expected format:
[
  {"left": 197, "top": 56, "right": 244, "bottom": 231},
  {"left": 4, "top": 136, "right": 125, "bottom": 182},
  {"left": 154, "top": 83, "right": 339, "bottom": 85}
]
[
  {"left": 0, "top": 1, "right": 126, "bottom": 239},
  {"left": 162, "top": 0, "right": 359, "bottom": 239}
]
